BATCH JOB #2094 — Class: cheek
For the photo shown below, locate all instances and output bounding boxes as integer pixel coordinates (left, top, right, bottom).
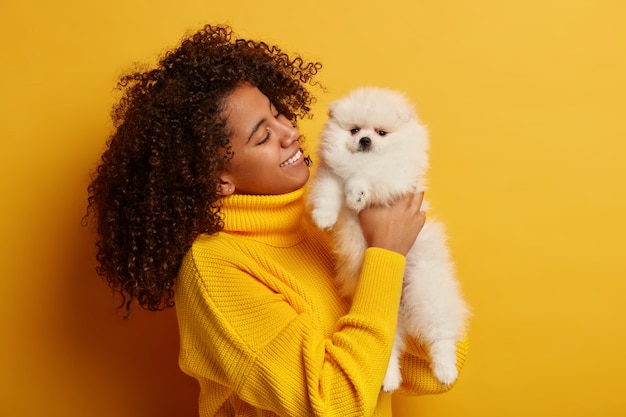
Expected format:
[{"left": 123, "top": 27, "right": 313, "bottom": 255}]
[{"left": 232, "top": 150, "right": 274, "bottom": 180}]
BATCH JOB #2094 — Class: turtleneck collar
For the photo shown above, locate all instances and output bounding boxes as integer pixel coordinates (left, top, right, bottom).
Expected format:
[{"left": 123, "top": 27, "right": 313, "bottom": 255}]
[{"left": 219, "top": 187, "right": 308, "bottom": 247}]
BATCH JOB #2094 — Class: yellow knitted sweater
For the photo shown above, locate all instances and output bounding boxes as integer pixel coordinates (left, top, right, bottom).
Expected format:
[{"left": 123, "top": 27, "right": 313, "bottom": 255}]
[{"left": 176, "top": 187, "right": 467, "bottom": 417}]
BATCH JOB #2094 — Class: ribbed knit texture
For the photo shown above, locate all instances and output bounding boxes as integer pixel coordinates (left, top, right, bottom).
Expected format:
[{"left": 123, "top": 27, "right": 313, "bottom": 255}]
[{"left": 175, "top": 187, "right": 468, "bottom": 417}]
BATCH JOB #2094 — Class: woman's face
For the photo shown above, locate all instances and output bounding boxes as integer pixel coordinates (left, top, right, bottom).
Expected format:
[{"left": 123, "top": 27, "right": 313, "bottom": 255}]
[{"left": 220, "top": 83, "right": 310, "bottom": 195}]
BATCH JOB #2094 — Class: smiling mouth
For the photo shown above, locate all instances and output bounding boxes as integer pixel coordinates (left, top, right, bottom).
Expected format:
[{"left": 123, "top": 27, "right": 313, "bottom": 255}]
[{"left": 280, "top": 149, "right": 303, "bottom": 167}]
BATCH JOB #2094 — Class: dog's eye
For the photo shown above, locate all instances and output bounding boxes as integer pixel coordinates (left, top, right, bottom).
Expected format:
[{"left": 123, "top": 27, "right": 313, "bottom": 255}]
[
  {"left": 377, "top": 130, "right": 388, "bottom": 136},
  {"left": 350, "top": 128, "right": 360, "bottom": 135}
]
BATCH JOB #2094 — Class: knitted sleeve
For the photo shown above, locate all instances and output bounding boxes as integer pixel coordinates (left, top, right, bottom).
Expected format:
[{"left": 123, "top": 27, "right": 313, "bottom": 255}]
[{"left": 176, "top": 245, "right": 405, "bottom": 417}]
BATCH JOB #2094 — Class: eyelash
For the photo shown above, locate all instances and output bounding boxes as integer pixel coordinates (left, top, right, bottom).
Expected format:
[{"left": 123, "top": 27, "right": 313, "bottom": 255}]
[
  {"left": 259, "top": 128, "right": 271, "bottom": 145},
  {"left": 257, "top": 113, "right": 281, "bottom": 145}
]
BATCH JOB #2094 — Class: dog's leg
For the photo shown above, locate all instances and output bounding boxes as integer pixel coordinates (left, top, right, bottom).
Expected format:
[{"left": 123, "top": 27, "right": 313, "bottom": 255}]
[
  {"left": 429, "top": 338, "right": 459, "bottom": 385},
  {"left": 403, "top": 220, "right": 468, "bottom": 385},
  {"left": 310, "top": 170, "right": 344, "bottom": 229}
]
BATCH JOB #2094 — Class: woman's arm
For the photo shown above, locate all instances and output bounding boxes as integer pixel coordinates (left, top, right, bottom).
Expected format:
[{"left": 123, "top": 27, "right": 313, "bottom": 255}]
[{"left": 177, "top": 245, "right": 406, "bottom": 417}]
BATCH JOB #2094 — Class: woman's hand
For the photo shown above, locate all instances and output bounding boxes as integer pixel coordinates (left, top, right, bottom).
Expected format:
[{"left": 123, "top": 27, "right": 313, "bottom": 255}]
[{"left": 357, "top": 192, "right": 426, "bottom": 256}]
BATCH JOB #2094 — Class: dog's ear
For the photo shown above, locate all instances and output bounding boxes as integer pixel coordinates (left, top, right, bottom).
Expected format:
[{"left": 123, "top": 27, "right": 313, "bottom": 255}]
[{"left": 327, "top": 101, "right": 337, "bottom": 118}]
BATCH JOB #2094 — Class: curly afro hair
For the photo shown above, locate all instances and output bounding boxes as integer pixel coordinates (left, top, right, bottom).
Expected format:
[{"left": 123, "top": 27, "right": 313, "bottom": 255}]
[{"left": 87, "top": 24, "right": 322, "bottom": 314}]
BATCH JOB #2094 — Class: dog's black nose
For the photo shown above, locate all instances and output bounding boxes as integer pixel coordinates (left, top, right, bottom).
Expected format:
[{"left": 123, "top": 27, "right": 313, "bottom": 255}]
[{"left": 359, "top": 137, "right": 371, "bottom": 150}]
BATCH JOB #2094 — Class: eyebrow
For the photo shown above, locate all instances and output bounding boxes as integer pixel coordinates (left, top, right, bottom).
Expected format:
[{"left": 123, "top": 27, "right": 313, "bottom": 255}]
[{"left": 246, "top": 99, "right": 274, "bottom": 143}]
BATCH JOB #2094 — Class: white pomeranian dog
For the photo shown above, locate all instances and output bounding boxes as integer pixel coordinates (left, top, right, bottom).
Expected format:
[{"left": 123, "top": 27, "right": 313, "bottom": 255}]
[{"left": 308, "top": 87, "right": 469, "bottom": 392}]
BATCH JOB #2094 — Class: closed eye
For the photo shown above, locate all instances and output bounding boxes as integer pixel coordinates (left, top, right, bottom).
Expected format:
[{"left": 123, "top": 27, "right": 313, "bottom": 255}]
[{"left": 257, "top": 127, "right": 271, "bottom": 145}]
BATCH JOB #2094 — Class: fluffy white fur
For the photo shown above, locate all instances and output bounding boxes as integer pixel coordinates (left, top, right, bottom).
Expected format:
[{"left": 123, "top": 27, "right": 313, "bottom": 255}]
[{"left": 308, "top": 87, "right": 469, "bottom": 392}]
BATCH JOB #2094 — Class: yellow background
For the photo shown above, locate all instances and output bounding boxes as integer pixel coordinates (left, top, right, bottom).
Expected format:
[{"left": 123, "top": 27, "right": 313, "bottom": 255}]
[{"left": 1, "top": 0, "right": 625, "bottom": 416}]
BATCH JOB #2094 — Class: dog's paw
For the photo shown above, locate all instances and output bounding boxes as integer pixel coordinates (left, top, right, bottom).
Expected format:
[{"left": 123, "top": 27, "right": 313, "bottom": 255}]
[
  {"left": 346, "top": 189, "right": 368, "bottom": 212},
  {"left": 311, "top": 208, "right": 338, "bottom": 229},
  {"left": 382, "top": 364, "right": 403, "bottom": 393},
  {"left": 432, "top": 360, "right": 458, "bottom": 386}
]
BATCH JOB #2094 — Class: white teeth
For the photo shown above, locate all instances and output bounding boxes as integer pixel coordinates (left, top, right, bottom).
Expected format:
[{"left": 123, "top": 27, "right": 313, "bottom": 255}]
[{"left": 280, "top": 149, "right": 302, "bottom": 167}]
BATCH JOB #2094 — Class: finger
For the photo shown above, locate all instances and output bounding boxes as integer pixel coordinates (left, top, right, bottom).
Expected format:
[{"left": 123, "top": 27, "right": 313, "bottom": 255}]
[{"left": 413, "top": 191, "right": 425, "bottom": 210}]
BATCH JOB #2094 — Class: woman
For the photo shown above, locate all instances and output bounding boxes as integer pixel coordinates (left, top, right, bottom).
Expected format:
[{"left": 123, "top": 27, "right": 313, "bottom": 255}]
[{"left": 88, "top": 24, "right": 467, "bottom": 416}]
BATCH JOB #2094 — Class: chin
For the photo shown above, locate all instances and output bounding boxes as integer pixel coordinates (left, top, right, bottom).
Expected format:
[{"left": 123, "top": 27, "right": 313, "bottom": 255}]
[
  {"left": 277, "top": 165, "right": 309, "bottom": 194},
  {"left": 307, "top": 86, "right": 469, "bottom": 392}
]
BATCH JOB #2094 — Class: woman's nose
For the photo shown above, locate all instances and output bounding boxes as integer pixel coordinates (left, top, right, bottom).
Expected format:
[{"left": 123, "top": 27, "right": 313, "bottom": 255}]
[{"left": 278, "top": 119, "right": 299, "bottom": 146}]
